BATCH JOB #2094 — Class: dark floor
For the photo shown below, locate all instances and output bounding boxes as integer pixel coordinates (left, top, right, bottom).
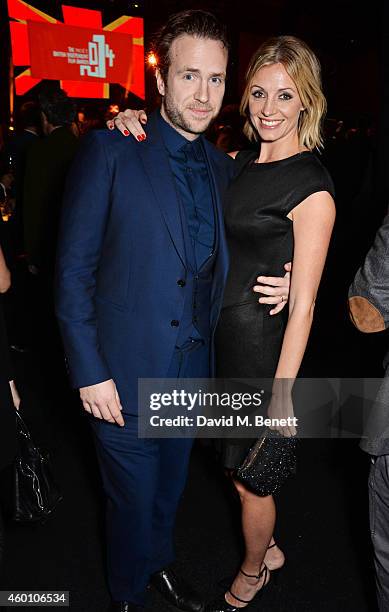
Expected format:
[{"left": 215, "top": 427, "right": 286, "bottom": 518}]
[{"left": 0, "top": 338, "right": 378, "bottom": 612}]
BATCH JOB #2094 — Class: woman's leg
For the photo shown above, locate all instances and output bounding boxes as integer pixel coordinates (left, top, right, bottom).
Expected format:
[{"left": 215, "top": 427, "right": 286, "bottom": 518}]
[
  {"left": 226, "top": 469, "right": 285, "bottom": 571},
  {"left": 224, "top": 479, "right": 275, "bottom": 607}
]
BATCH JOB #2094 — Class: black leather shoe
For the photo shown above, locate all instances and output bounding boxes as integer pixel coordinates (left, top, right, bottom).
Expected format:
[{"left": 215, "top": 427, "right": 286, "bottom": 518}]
[
  {"left": 108, "top": 602, "right": 144, "bottom": 611},
  {"left": 150, "top": 568, "right": 204, "bottom": 612}
]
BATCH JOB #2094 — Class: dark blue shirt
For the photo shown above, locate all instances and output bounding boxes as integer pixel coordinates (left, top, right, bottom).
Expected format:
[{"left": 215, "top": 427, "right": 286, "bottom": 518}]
[{"left": 157, "top": 112, "right": 215, "bottom": 268}]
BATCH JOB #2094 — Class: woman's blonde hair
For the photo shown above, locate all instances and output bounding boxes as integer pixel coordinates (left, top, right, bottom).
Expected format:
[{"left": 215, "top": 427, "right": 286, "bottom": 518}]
[{"left": 240, "top": 35, "right": 326, "bottom": 150}]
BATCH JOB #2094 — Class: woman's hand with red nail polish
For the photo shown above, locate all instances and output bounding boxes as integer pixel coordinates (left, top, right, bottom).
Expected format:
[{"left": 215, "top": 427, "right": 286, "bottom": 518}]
[{"left": 106, "top": 109, "right": 149, "bottom": 140}]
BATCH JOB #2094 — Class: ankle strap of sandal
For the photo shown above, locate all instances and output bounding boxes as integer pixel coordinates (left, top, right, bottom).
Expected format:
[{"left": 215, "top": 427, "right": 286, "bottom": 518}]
[
  {"left": 239, "top": 564, "right": 268, "bottom": 581},
  {"left": 227, "top": 589, "right": 251, "bottom": 604},
  {"left": 229, "top": 565, "right": 268, "bottom": 605}
]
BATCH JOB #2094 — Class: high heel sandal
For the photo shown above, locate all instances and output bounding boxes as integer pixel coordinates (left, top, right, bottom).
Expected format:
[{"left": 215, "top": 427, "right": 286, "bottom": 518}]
[
  {"left": 217, "top": 541, "right": 281, "bottom": 589},
  {"left": 205, "top": 564, "right": 269, "bottom": 612}
]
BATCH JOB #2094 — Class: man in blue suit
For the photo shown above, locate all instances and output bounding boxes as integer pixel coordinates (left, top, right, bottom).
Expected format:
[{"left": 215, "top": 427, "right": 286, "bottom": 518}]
[{"left": 56, "top": 10, "right": 289, "bottom": 612}]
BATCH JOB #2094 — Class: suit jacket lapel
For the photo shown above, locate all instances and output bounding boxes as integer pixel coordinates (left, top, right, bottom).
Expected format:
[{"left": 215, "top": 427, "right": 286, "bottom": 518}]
[
  {"left": 202, "top": 139, "right": 229, "bottom": 286},
  {"left": 138, "top": 113, "right": 186, "bottom": 266}
]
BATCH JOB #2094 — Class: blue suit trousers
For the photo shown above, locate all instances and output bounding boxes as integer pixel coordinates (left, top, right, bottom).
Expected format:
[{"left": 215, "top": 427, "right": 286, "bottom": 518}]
[{"left": 90, "top": 340, "right": 209, "bottom": 605}]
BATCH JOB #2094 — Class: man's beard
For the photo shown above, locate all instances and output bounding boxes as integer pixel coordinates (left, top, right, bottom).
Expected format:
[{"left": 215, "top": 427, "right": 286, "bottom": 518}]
[{"left": 163, "top": 90, "right": 214, "bottom": 136}]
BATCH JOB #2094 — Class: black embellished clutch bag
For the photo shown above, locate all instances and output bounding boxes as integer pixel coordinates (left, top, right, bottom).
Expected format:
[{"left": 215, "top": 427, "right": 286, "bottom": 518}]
[{"left": 235, "top": 428, "right": 297, "bottom": 496}]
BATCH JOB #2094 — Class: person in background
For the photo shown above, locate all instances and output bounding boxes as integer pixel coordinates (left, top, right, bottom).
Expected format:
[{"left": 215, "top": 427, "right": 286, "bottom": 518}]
[
  {"left": 22, "top": 85, "right": 78, "bottom": 358},
  {"left": 208, "top": 104, "right": 248, "bottom": 153},
  {"left": 0, "top": 173, "right": 13, "bottom": 205},
  {"left": 2, "top": 103, "right": 40, "bottom": 352},
  {"left": 0, "top": 238, "right": 20, "bottom": 573},
  {"left": 0, "top": 241, "right": 20, "bottom": 432},
  {"left": 76, "top": 104, "right": 106, "bottom": 136},
  {"left": 7, "top": 101, "right": 41, "bottom": 228},
  {"left": 349, "top": 209, "right": 389, "bottom": 612},
  {"left": 0, "top": 173, "right": 14, "bottom": 273},
  {"left": 23, "top": 85, "right": 78, "bottom": 278}
]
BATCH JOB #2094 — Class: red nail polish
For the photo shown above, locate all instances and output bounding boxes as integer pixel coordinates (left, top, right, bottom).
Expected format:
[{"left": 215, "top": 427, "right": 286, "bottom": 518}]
[
  {"left": 136, "top": 135, "right": 142, "bottom": 141},
  {"left": 123, "top": 129, "right": 129, "bottom": 136},
  {"left": 108, "top": 123, "right": 114, "bottom": 130},
  {"left": 141, "top": 134, "right": 147, "bottom": 141}
]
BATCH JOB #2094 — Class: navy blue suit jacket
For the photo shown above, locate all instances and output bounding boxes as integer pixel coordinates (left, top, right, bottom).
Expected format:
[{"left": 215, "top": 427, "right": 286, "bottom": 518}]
[{"left": 55, "top": 112, "right": 235, "bottom": 413}]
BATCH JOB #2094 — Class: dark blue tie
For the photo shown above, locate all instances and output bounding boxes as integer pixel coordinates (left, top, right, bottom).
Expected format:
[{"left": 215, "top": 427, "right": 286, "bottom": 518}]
[{"left": 181, "top": 141, "right": 215, "bottom": 268}]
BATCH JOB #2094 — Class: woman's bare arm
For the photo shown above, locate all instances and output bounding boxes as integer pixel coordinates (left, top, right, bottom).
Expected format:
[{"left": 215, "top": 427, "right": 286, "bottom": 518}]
[
  {"left": 269, "top": 191, "right": 335, "bottom": 434},
  {"left": 0, "top": 245, "right": 10, "bottom": 293}
]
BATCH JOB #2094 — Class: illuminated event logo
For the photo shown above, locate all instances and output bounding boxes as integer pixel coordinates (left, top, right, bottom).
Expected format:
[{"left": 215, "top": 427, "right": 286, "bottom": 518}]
[
  {"left": 28, "top": 22, "right": 133, "bottom": 86},
  {"left": 7, "top": 0, "right": 144, "bottom": 99},
  {"left": 80, "top": 35, "right": 115, "bottom": 79}
]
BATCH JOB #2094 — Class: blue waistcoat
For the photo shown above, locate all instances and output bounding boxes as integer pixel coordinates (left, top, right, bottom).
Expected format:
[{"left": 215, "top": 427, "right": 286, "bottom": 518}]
[{"left": 158, "top": 113, "right": 216, "bottom": 347}]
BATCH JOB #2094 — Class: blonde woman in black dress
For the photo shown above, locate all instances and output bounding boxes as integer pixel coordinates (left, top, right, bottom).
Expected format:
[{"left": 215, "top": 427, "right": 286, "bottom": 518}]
[
  {"left": 208, "top": 37, "right": 335, "bottom": 611},
  {"left": 109, "top": 35, "right": 335, "bottom": 611}
]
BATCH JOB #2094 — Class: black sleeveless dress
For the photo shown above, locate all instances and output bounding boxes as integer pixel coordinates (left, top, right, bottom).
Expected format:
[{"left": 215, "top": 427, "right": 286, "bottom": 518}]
[{"left": 215, "top": 149, "right": 335, "bottom": 469}]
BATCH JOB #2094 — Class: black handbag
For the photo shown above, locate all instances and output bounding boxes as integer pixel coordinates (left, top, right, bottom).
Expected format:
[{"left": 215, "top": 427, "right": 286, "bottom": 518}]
[
  {"left": 235, "top": 428, "right": 297, "bottom": 496},
  {"left": 13, "top": 410, "right": 63, "bottom": 523}
]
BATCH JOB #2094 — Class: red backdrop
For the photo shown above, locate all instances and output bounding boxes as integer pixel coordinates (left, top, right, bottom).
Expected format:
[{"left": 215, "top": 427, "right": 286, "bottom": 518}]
[{"left": 8, "top": 0, "right": 145, "bottom": 99}]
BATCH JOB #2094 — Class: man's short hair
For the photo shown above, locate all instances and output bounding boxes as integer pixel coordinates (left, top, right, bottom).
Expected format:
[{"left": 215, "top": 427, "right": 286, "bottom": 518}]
[
  {"left": 38, "top": 85, "right": 76, "bottom": 126},
  {"left": 151, "top": 9, "right": 230, "bottom": 82},
  {"left": 17, "top": 101, "right": 41, "bottom": 130}
]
